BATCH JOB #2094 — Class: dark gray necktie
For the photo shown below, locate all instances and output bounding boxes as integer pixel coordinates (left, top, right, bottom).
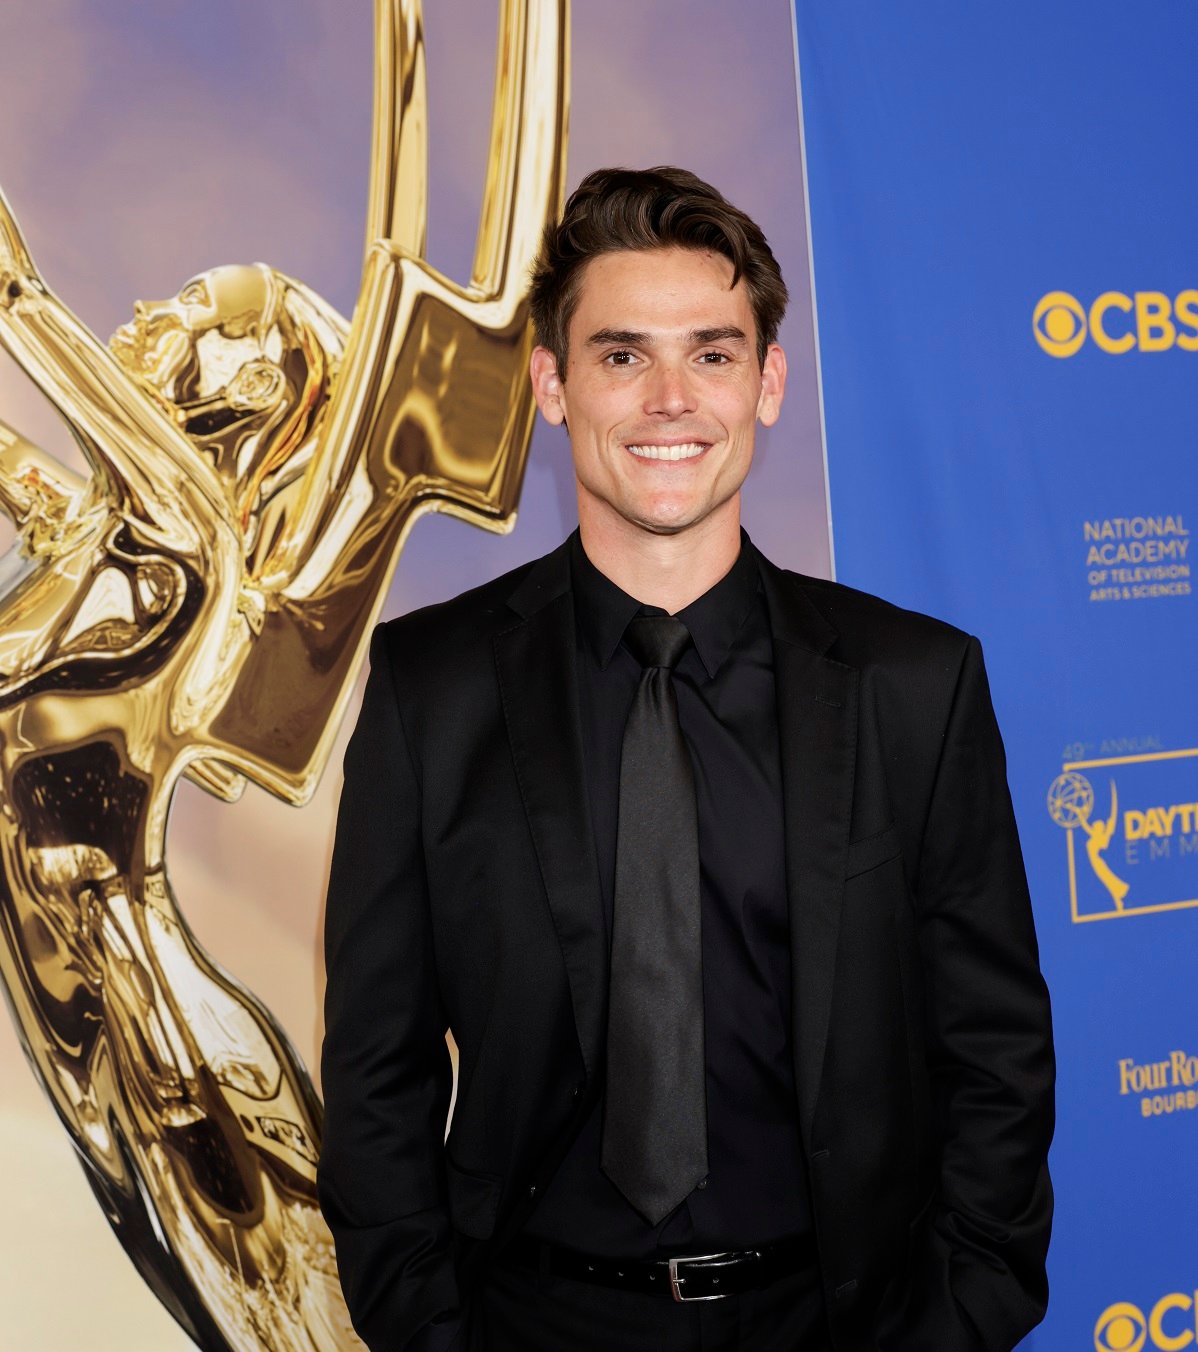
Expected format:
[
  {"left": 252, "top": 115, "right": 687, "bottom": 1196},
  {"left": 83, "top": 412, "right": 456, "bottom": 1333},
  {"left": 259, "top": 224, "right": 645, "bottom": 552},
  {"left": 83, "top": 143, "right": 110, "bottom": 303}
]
[{"left": 601, "top": 613, "right": 707, "bottom": 1225}]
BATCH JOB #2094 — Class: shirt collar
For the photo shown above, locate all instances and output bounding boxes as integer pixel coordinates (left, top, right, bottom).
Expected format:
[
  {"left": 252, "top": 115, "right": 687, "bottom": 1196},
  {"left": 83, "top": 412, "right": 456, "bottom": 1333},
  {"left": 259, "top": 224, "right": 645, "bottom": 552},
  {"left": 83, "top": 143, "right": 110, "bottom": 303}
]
[{"left": 569, "top": 528, "right": 762, "bottom": 679}]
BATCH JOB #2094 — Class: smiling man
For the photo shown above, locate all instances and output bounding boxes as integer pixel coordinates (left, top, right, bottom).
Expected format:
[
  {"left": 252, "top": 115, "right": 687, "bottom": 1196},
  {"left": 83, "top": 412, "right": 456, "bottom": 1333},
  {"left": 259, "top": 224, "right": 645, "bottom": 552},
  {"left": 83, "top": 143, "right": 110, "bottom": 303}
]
[{"left": 319, "top": 167, "right": 1055, "bottom": 1352}]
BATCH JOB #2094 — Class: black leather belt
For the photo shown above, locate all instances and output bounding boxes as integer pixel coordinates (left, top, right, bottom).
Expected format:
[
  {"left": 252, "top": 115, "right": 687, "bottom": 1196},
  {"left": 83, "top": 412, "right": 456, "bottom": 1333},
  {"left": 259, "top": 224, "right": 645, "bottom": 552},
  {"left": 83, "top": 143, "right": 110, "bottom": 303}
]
[{"left": 506, "top": 1235, "right": 817, "bottom": 1303}]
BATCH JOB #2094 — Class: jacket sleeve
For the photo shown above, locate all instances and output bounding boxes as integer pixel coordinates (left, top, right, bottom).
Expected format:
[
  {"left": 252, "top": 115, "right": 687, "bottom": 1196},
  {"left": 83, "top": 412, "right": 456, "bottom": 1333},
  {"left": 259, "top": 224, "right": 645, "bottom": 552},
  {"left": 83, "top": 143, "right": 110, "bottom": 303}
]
[
  {"left": 879, "top": 636, "right": 1055, "bottom": 1352},
  {"left": 318, "top": 625, "right": 462, "bottom": 1351}
]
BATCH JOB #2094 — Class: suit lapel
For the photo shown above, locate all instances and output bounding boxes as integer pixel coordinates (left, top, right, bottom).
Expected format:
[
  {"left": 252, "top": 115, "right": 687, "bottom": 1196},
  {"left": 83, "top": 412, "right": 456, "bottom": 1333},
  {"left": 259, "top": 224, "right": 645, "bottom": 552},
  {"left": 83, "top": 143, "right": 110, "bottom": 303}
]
[
  {"left": 494, "top": 542, "right": 606, "bottom": 1079},
  {"left": 760, "top": 561, "right": 858, "bottom": 1148}
]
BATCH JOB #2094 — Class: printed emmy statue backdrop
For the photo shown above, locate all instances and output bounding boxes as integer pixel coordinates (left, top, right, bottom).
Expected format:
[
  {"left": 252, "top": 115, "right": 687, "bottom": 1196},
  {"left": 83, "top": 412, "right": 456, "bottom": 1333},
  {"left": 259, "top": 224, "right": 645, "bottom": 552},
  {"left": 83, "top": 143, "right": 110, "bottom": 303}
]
[
  {"left": 0, "top": 1, "right": 826, "bottom": 1346},
  {"left": 796, "top": 4, "right": 1196, "bottom": 1350}
]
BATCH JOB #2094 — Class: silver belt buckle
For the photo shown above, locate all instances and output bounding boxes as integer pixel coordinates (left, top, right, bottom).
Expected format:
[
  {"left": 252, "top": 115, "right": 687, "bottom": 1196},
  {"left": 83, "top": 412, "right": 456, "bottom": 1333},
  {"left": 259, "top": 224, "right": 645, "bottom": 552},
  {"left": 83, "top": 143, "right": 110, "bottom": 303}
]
[{"left": 668, "top": 1251, "right": 742, "bottom": 1303}]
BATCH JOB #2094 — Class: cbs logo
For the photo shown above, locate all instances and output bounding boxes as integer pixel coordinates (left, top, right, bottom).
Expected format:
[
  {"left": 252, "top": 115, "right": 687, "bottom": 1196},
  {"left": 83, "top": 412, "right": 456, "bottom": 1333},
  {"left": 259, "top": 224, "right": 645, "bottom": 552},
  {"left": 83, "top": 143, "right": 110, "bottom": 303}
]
[
  {"left": 1095, "top": 1293, "right": 1198, "bottom": 1352},
  {"left": 1033, "top": 290, "right": 1198, "bottom": 357}
]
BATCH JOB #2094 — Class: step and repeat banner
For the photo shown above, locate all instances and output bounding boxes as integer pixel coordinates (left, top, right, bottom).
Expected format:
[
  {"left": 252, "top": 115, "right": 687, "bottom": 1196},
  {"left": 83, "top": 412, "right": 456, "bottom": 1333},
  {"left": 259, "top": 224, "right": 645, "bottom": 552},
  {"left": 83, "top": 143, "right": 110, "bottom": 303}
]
[{"left": 796, "top": 4, "right": 1197, "bottom": 1350}]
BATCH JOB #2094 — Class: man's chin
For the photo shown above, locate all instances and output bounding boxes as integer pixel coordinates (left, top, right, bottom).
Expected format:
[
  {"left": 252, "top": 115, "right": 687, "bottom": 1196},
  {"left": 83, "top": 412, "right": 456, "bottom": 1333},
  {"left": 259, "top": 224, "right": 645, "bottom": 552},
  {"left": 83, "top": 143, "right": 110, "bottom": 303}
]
[
  {"left": 578, "top": 479, "right": 741, "bottom": 542},
  {"left": 621, "top": 500, "right": 729, "bottom": 538}
]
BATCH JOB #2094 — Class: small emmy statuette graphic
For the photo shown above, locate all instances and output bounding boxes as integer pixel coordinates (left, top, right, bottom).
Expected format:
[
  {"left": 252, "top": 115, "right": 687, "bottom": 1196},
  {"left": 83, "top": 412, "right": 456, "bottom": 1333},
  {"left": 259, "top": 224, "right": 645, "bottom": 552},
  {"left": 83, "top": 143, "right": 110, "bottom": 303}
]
[{"left": 1048, "top": 771, "right": 1130, "bottom": 910}]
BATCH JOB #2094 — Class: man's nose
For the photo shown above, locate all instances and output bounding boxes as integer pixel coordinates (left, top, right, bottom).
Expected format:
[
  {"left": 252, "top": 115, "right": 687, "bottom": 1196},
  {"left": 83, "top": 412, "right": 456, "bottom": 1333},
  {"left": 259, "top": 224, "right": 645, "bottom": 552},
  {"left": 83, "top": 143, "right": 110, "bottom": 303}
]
[{"left": 643, "top": 361, "right": 696, "bottom": 418}]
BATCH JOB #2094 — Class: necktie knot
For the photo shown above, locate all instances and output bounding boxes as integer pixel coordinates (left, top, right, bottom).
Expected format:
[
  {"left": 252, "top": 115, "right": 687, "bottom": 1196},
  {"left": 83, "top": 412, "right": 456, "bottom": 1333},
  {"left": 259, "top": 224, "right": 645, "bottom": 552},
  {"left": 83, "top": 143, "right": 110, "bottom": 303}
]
[{"left": 624, "top": 613, "right": 690, "bottom": 672}]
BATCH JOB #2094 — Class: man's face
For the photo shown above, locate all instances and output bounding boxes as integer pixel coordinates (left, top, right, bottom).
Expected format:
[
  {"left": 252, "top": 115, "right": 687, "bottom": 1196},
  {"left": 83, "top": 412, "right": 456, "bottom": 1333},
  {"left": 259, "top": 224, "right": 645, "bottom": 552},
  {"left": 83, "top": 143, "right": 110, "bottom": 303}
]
[{"left": 531, "top": 246, "right": 785, "bottom": 542}]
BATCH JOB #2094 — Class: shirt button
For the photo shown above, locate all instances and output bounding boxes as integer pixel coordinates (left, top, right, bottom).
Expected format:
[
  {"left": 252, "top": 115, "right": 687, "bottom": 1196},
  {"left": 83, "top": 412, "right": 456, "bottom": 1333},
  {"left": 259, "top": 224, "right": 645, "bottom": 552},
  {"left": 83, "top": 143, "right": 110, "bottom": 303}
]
[
  {"left": 696, "top": 1178, "right": 708, "bottom": 1190},
  {"left": 528, "top": 1184, "right": 538, "bottom": 1199},
  {"left": 571, "top": 1084, "right": 583, "bottom": 1099}
]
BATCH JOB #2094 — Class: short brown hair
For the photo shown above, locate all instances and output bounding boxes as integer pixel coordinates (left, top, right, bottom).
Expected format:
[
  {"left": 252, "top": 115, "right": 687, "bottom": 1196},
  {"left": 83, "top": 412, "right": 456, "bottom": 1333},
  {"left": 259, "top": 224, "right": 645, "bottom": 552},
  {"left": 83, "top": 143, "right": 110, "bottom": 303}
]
[{"left": 529, "top": 166, "right": 788, "bottom": 372}]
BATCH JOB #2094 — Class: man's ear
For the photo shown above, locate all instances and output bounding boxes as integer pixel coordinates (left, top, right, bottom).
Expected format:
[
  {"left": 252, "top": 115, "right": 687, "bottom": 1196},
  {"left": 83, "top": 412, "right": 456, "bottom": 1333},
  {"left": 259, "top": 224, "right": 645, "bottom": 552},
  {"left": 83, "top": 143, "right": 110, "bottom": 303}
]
[
  {"left": 756, "top": 343, "right": 787, "bottom": 428},
  {"left": 530, "top": 346, "right": 567, "bottom": 426}
]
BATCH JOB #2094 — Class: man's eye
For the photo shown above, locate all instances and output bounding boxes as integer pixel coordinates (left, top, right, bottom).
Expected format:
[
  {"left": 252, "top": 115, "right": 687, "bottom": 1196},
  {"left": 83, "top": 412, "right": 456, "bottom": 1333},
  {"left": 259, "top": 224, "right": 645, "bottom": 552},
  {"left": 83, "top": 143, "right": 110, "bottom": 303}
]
[
  {"left": 698, "top": 350, "right": 730, "bottom": 364},
  {"left": 605, "top": 350, "right": 636, "bottom": 366}
]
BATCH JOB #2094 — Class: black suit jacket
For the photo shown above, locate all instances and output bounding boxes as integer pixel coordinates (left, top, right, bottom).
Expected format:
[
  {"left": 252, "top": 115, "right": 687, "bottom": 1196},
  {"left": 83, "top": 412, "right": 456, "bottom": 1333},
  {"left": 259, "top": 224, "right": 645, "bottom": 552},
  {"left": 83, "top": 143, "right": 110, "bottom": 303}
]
[{"left": 319, "top": 538, "right": 1055, "bottom": 1352}]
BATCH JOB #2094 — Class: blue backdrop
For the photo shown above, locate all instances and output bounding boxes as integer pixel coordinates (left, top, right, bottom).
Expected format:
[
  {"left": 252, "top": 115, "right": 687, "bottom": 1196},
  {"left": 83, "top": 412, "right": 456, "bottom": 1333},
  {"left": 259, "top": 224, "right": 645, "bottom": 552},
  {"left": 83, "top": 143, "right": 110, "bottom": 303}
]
[{"left": 795, "top": 4, "right": 1198, "bottom": 1348}]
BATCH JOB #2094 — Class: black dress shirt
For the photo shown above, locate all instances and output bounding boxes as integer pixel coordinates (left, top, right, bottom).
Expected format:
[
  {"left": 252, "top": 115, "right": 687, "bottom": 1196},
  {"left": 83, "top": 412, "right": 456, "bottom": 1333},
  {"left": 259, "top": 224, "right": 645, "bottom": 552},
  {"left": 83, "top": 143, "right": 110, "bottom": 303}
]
[{"left": 524, "top": 530, "right": 812, "bottom": 1257}]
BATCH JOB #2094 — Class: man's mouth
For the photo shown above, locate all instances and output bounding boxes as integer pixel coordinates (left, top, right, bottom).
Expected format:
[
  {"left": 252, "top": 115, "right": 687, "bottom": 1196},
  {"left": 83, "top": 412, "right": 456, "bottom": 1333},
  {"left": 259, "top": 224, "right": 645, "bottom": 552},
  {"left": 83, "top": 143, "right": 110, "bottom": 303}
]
[{"left": 624, "top": 441, "right": 708, "bottom": 461}]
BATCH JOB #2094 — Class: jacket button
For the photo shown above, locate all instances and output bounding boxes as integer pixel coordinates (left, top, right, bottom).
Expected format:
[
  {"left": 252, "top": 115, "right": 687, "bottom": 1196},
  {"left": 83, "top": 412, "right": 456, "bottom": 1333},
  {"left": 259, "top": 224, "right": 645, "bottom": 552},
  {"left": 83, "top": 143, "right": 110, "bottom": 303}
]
[
  {"left": 528, "top": 1184, "right": 538, "bottom": 1199},
  {"left": 571, "top": 1084, "right": 583, "bottom": 1099}
]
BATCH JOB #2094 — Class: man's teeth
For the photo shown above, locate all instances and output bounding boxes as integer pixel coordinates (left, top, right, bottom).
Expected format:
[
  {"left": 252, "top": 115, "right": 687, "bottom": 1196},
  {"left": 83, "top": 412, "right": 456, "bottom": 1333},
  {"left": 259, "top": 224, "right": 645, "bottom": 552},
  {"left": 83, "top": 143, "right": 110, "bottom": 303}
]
[{"left": 625, "top": 442, "right": 706, "bottom": 461}]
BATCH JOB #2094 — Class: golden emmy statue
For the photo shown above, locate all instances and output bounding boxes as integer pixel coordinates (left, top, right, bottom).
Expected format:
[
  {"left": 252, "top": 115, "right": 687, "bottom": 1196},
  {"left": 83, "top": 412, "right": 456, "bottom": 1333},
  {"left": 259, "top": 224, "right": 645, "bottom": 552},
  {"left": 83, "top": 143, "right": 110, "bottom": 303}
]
[{"left": 0, "top": 1, "right": 568, "bottom": 1346}]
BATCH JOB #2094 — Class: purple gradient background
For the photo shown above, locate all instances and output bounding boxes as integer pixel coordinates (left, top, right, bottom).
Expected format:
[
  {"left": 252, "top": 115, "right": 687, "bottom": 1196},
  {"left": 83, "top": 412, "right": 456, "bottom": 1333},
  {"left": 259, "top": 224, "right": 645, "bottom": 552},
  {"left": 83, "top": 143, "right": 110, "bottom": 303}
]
[{"left": 0, "top": 2, "right": 826, "bottom": 1341}]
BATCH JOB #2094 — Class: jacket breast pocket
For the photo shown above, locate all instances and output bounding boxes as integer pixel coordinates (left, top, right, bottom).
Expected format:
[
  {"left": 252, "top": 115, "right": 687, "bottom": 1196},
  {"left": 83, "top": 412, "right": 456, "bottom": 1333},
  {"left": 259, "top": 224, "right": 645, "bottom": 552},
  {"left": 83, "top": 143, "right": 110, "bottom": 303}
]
[
  {"left": 845, "top": 823, "right": 902, "bottom": 879},
  {"left": 445, "top": 1156, "right": 503, "bottom": 1239}
]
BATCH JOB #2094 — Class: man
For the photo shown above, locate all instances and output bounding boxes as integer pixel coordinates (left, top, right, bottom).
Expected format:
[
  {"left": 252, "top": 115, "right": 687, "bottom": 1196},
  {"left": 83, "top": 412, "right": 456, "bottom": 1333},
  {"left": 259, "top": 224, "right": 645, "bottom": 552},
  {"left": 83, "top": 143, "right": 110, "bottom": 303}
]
[{"left": 319, "top": 166, "right": 1055, "bottom": 1352}]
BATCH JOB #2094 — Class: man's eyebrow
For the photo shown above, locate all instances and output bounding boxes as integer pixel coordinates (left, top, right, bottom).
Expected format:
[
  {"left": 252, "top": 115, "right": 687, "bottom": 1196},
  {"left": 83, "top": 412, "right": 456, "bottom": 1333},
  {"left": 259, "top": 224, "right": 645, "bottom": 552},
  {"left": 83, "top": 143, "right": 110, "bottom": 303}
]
[
  {"left": 585, "top": 328, "right": 651, "bottom": 347},
  {"left": 690, "top": 325, "right": 748, "bottom": 345},
  {"left": 583, "top": 325, "right": 750, "bottom": 348}
]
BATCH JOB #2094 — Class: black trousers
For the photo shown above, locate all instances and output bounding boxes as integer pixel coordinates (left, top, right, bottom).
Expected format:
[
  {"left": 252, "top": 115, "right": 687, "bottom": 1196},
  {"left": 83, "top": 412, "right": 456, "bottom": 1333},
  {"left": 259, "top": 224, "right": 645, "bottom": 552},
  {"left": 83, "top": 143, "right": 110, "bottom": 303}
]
[{"left": 475, "top": 1256, "right": 831, "bottom": 1351}]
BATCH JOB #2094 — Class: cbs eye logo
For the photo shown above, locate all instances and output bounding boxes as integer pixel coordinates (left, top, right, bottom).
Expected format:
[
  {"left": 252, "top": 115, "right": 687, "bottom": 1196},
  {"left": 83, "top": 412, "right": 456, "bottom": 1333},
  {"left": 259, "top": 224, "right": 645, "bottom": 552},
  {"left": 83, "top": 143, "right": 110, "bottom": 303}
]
[
  {"left": 1095, "top": 1302, "right": 1147, "bottom": 1352},
  {"left": 1034, "top": 288, "right": 1198, "bottom": 357},
  {"left": 1034, "top": 291, "right": 1088, "bottom": 358},
  {"left": 1095, "top": 1293, "right": 1198, "bottom": 1351}
]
